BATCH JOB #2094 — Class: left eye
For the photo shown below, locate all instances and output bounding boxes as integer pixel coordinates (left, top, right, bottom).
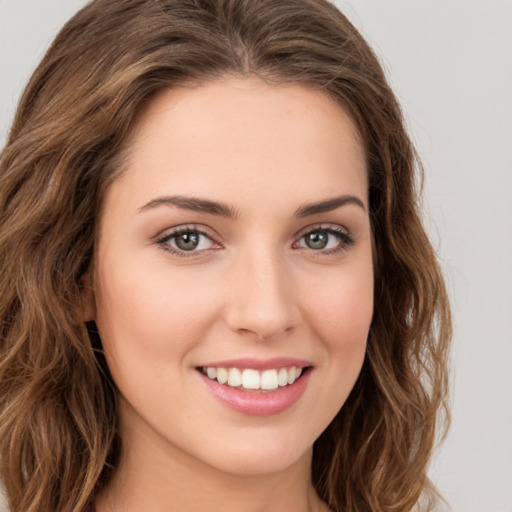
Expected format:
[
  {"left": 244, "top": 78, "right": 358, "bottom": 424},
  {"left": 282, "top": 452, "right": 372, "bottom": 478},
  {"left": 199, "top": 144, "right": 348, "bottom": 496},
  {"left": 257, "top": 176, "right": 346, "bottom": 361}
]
[{"left": 295, "top": 228, "right": 353, "bottom": 252}]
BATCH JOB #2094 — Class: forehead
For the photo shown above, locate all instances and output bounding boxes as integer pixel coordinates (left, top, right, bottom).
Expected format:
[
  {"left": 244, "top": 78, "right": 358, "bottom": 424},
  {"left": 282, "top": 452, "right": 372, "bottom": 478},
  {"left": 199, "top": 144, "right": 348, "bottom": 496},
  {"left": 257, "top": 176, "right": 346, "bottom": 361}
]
[
  {"left": 105, "top": 76, "right": 367, "bottom": 214},
  {"left": 129, "top": 76, "right": 364, "bottom": 158}
]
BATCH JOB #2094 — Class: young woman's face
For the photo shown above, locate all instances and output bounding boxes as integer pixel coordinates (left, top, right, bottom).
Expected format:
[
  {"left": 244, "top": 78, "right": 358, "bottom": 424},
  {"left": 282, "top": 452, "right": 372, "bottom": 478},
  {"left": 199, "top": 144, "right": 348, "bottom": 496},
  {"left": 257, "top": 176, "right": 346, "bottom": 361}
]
[{"left": 88, "top": 77, "right": 374, "bottom": 476}]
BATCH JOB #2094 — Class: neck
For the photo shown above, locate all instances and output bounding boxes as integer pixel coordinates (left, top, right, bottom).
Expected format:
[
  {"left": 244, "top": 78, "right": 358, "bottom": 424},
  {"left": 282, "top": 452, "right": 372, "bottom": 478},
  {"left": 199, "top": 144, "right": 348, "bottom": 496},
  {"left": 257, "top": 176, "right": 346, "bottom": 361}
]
[{"left": 96, "top": 458, "right": 323, "bottom": 512}]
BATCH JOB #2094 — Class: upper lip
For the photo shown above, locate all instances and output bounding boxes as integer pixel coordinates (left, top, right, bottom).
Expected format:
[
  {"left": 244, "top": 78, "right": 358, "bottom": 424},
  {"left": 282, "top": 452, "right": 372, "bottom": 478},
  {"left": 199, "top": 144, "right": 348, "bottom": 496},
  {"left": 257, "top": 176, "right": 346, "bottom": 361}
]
[{"left": 197, "top": 357, "right": 312, "bottom": 371}]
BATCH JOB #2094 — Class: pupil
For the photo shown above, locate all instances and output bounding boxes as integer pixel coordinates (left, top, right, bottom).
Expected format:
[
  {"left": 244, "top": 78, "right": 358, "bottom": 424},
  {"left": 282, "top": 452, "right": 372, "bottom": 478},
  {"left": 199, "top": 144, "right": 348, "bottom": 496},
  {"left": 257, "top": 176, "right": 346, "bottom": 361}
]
[
  {"left": 306, "top": 231, "right": 328, "bottom": 249},
  {"left": 176, "top": 232, "right": 199, "bottom": 250}
]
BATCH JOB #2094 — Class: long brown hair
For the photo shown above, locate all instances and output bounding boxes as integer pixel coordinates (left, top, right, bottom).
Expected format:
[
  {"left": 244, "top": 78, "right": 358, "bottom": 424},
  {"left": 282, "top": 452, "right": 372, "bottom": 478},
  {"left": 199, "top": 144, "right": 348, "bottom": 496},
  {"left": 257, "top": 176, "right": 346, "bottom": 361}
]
[{"left": 0, "top": 0, "right": 451, "bottom": 510}]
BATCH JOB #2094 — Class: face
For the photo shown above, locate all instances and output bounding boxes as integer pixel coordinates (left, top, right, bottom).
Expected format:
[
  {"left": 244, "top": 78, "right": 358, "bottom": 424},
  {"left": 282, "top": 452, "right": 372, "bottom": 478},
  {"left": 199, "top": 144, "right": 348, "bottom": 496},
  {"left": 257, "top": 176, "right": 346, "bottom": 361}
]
[{"left": 86, "top": 77, "right": 374, "bottom": 477}]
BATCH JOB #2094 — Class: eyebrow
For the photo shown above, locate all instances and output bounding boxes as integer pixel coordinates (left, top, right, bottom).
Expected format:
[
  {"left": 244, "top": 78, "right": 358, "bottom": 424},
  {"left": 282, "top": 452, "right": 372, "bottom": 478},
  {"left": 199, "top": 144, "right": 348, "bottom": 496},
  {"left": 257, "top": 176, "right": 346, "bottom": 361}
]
[
  {"left": 138, "top": 194, "right": 366, "bottom": 218},
  {"left": 138, "top": 196, "right": 239, "bottom": 218},
  {"left": 295, "top": 195, "right": 366, "bottom": 217}
]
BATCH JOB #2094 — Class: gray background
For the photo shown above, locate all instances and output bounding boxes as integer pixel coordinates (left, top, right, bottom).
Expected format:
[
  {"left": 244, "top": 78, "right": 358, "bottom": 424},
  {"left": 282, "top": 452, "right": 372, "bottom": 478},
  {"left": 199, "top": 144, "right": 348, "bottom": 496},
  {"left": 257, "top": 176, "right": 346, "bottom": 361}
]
[{"left": 1, "top": 1, "right": 511, "bottom": 511}]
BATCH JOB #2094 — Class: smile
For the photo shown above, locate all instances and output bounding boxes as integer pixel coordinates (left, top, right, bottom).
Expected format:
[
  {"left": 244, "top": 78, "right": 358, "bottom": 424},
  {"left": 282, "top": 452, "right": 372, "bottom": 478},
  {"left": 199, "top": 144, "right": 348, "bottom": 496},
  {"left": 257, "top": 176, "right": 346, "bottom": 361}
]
[
  {"left": 201, "top": 366, "right": 303, "bottom": 391},
  {"left": 197, "top": 359, "right": 312, "bottom": 416}
]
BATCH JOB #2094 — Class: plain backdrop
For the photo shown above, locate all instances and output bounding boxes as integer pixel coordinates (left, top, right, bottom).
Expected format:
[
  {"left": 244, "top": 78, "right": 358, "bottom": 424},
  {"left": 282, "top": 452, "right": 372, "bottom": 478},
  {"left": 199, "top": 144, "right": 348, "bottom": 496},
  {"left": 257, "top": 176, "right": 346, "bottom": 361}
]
[{"left": 1, "top": 1, "right": 511, "bottom": 512}]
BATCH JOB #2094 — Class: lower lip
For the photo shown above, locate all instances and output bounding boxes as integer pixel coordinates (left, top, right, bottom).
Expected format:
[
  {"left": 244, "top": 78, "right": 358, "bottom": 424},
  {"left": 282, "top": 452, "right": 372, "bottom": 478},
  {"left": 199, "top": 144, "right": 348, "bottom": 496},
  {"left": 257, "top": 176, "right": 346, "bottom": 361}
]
[{"left": 198, "top": 369, "right": 311, "bottom": 416}]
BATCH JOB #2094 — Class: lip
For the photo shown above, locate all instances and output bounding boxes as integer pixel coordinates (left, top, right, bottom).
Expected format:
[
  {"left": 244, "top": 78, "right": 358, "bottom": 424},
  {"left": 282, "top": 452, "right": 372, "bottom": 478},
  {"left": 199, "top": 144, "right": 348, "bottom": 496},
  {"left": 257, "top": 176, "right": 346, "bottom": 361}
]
[
  {"left": 196, "top": 359, "right": 312, "bottom": 416},
  {"left": 197, "top": 357, "right": 312, "bottom": 371}
]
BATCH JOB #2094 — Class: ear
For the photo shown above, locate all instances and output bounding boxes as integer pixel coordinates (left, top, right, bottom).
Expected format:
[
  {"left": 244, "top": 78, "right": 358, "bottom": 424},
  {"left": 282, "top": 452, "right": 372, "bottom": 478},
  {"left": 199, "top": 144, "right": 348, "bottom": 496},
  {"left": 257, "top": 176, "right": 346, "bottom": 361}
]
[{"left": 80, "top": 271, "right": 96, "bottom": 322}]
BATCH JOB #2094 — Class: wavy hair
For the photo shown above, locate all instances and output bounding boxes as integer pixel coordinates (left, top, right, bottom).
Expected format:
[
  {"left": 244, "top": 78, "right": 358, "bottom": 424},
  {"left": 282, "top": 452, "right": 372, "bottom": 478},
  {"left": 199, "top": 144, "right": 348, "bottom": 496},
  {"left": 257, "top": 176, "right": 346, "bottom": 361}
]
[{"left": 0, "top": 0, "right": 451, "bottom": 510}]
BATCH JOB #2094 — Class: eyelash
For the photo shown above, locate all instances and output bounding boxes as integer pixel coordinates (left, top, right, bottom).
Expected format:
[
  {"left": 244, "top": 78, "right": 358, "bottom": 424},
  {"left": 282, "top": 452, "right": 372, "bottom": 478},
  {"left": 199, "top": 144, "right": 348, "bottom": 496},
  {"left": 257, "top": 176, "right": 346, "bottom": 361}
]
[{"left": 156, "top": 224, "right": 355, "bottom": 258}]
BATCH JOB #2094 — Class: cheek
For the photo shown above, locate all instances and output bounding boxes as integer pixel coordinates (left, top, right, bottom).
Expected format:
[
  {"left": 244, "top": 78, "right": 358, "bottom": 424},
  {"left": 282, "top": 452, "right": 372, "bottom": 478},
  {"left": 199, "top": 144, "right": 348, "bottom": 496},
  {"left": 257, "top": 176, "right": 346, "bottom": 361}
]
[
  {"left": 300, "top": 257, "right": 373, "bottom": 412},
  {"left": 291, "top": 260, "right": 373, "bottom": 438},
  {"left": 93, "top": 259, "right": 222, "bottom": 373},
  {"left": 303, "top": 263, "right": 373, "bottom": 348}
]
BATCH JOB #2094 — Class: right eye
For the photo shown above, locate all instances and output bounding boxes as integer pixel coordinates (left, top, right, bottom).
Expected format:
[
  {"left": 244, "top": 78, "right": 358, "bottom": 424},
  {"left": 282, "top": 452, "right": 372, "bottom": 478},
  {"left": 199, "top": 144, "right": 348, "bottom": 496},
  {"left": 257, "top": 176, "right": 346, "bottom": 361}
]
[{"left": 157, "top": 227, "right": 221, "bottom": 257}]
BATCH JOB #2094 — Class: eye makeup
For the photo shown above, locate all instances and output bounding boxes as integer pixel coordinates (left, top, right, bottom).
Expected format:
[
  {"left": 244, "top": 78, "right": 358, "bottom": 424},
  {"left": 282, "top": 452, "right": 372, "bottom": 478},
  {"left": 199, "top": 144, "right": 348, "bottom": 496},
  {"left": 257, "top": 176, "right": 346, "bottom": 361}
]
[
  {"left": 293, "top": 225, "right": 355, "bottom": 256},
  {"left": 156, "top": 225, "right": 221, "bottom": 258},
  {"left": 155, "top": 223, "right": 355, "bottom": 259}
]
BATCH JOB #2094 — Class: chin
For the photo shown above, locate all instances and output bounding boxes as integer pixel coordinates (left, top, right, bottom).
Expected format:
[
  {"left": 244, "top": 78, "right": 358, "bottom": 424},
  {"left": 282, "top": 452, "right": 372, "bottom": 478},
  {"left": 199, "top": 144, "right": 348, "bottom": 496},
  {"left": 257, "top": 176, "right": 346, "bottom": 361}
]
[
  {"left": 207, "top": 443, "right": 313, "bottom": 477},
  {"left": 185, "top": 421, "right": 318, "bottom": 477}
]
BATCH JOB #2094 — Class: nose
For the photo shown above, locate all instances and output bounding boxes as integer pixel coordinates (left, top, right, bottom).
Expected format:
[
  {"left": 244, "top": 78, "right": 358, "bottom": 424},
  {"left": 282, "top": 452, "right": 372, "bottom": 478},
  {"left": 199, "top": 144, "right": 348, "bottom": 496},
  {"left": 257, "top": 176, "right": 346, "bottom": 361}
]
[{"left": 224, "top": 246, "right": 300, "bottom": 341}]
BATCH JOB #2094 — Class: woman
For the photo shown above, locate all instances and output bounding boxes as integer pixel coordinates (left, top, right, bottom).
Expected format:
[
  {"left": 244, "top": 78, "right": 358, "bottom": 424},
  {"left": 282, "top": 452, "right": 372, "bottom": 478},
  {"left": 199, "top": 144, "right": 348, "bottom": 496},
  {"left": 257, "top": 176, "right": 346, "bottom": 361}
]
[{"left": 0, "top": 0, "right": 451, "bottom": 511}]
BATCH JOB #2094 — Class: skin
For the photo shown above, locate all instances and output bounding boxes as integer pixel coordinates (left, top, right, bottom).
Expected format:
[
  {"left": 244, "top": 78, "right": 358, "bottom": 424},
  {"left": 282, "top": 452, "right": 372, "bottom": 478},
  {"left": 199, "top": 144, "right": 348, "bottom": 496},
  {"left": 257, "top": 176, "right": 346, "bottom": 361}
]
[{"left": 84, "top": 76, "right": 374, "bottom": 512}]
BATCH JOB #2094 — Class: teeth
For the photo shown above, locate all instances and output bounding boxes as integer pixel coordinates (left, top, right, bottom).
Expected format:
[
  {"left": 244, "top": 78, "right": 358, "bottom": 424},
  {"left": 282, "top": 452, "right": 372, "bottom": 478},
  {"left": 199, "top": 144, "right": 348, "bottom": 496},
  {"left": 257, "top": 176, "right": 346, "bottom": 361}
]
[
  {"left": 242, "top": 369, "right": 260, "bottom": 389},
  {"left": 203, "top": 366, "right": 305, "bottom": 390},
  {"left": 278, "top": 368, "right": 288, "bottom": 387},
  {"left": 228, "top": 368, "right": 242, "bottom": 387},
  {"left": 216, "top": 367, "right": 228, "bottom": 384},
  {"left": 261, "top": 369, "right": 278, "bottom": 390}
]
